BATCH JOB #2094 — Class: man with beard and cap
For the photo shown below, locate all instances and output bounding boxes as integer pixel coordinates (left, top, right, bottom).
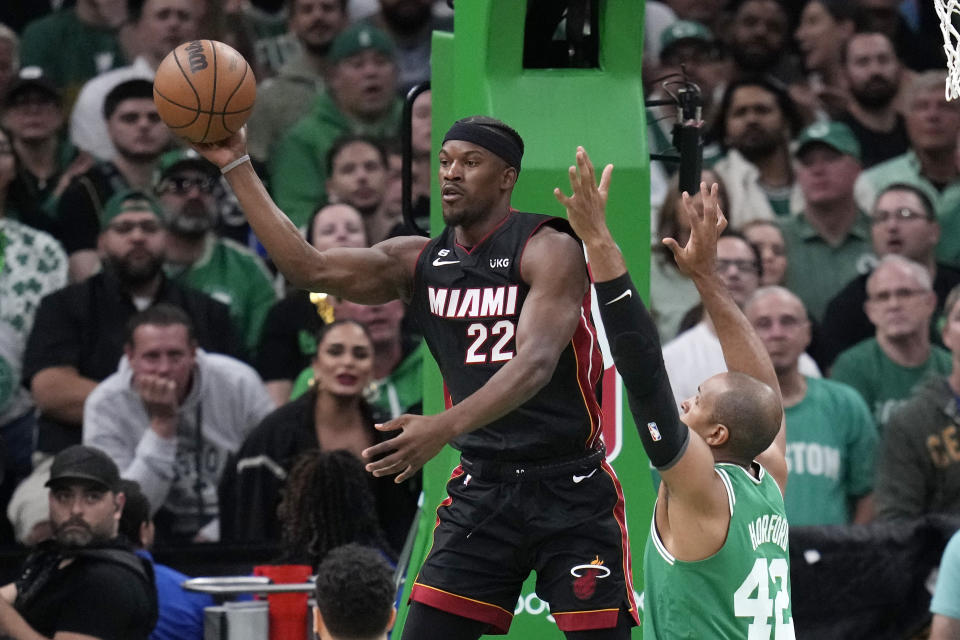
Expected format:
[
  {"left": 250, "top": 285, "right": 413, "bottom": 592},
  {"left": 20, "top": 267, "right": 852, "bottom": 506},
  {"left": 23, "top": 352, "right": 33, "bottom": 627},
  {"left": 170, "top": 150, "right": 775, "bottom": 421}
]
[
  {"left": 156, "top": 150, "right": 277, "bottom": 355},
  {"left": 191, "top": 115, "right": 640, "bottom": 637},
  {"left": 21, "top": 189, "right": 241, "bottom": 467},
  {"left": 837, "top": 32, "right": 910, "bottom": 169},
  {"left": 712, "top": 76, "right": 805, "bottom": 225},
  {"left": 0, "top": 445, "right": 157, "bottom": 640},
  {"left": 246, "top": 0, "right": 349, "bottom": 165}
]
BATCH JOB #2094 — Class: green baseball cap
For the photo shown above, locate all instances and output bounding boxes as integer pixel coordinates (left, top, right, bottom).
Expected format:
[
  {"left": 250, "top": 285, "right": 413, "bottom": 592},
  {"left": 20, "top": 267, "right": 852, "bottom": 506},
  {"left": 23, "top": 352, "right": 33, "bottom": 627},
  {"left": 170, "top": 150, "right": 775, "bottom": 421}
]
[
  {"left": 794, "top": 121, "right": 861, "bottom": 161},
  {"left": 659, "top": 20, "right": 714, "bottom": 57},
  {"left": 328, "top": 23, "right": 396, "bottom": 64},
  {"left": 100, "top": 188, "right": 164, "bottom": 227},
  {"left": 155, "top": 148, "right": 218, "bottom": 182}
]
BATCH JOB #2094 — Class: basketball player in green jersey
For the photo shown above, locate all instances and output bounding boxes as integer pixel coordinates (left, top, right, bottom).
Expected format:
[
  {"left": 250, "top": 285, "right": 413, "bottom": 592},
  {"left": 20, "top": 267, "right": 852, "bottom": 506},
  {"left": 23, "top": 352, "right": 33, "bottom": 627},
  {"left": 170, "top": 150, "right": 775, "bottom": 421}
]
[{"left": 555, "top": 148, "right": 795, "bottom": 639}]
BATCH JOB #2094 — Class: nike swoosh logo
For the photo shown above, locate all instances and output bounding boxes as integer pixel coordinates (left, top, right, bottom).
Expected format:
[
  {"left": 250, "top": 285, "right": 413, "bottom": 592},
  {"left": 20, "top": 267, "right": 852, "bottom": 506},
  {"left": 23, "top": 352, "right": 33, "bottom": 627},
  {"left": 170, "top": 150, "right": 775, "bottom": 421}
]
[
  {"left": 572, "top": 469, "right": 598, "bottom": 483},
  {"left": 433, "top": 258, "right": 461, "bottom": 267},
  {"left": 605, "top": 289, "right": 632, "bottom": 305}
]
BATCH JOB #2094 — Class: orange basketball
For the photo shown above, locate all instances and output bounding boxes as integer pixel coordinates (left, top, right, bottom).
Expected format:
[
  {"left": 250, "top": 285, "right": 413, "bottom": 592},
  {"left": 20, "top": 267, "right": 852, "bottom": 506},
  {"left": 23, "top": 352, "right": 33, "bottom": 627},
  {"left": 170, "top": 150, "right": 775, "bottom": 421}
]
[{"left": 153, "top": 40, "right": 256, "bottom": 144}]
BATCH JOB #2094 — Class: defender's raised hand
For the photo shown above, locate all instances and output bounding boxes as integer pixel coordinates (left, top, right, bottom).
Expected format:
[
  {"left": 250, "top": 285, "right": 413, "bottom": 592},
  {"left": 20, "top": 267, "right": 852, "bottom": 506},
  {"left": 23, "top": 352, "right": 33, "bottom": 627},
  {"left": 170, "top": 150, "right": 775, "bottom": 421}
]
[
  {"left": 662, "top": 181, "right": 727, "bottom": 280},
  {"left": 553, "top": 146, "right": 614, "bottom": 245}
]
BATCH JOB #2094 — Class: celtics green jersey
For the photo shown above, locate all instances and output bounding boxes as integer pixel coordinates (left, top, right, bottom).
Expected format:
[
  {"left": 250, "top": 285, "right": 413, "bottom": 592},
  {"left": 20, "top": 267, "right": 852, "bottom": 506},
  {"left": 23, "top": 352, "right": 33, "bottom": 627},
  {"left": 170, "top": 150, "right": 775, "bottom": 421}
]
[{"left": 643, "top": 463, "right": 795, "bottom": 639}]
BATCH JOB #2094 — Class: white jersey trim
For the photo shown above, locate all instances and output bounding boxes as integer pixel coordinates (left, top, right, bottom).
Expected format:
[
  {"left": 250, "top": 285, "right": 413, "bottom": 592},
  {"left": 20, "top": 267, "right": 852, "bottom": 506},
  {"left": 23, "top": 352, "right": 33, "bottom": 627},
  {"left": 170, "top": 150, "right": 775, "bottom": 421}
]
[
  {"left": 649, "top": 501, "right": 676, "bottom": 566},
  {"left": 715, "top": 467, "right": 736, "bottom": 516}
]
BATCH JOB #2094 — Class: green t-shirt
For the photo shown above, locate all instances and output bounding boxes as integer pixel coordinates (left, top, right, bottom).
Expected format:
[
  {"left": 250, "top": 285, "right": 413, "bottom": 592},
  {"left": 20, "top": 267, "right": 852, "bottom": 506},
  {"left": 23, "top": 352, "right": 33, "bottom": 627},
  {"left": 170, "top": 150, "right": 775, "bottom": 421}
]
[
  {"left": 20, "top": 9, "right": 124, "bottom": 108},
  {"left": 290, "top": 341, "right": 424, "bottom": 418},
  {"left": 779, "top": 212, "right": 874, "bottom": 322},
  {"left": 166, "top": 237, "right": 277, "bottom": 356},
  {"left": 643, "top": 463, "right": 794, "bottom": 639},
  {"left": 830, "top": 338, "right": 952, "bottom": 431},
  {"left": 783, "top": 377, "right": 878, "bottom": 526}
]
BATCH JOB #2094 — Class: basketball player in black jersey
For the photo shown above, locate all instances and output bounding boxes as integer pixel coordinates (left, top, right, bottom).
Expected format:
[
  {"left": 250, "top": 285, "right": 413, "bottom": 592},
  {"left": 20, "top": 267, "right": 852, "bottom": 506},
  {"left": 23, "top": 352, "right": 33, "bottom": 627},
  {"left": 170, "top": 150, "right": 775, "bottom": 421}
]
[{"left": 192, "top": 117, "right": 638, "bottom": 638}]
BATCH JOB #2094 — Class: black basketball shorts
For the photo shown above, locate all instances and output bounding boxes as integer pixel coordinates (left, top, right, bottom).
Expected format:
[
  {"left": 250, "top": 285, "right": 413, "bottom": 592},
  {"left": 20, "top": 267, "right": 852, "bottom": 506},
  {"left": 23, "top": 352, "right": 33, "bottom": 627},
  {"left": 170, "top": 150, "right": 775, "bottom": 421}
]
[{"left": 408, "top": 451, "right": 640, "bottom": 634}]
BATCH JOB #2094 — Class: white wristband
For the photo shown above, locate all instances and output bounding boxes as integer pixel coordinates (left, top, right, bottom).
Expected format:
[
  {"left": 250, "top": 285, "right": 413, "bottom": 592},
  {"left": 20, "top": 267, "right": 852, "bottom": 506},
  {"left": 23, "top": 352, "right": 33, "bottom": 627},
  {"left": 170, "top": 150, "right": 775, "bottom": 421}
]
[{"left": 220, "top": 154, "right": 251, "bottom": 175}]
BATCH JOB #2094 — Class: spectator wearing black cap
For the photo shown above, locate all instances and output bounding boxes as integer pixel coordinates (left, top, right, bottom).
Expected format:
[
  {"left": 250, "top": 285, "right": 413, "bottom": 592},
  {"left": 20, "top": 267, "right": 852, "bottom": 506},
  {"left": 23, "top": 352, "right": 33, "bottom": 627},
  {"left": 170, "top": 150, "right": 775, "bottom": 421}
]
[
  {"left": 21, "top": 190, "right": 241, "bottom": 467},
  {"left": 1, "top": 67, "right": 93, "bottom": 227},
  {"left": 0, "top": 445, "right": 157, "bottom": 640},
  {"left": 271, "top": 22, "right": 402, "bottom": 227},
  {"left": 156, "top": 149, "right": 277, "bottom": 355},
  {"left": 55, "top": 78, "right": 172, "bottom": 282}
]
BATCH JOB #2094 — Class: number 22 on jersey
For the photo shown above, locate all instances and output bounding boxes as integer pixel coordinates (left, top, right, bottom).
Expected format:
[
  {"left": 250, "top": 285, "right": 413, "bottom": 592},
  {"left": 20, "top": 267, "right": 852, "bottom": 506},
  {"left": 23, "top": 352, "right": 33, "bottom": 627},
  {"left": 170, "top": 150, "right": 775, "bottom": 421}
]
[{"left": 465, "top": 320, "right": 516, "bottom": 364}]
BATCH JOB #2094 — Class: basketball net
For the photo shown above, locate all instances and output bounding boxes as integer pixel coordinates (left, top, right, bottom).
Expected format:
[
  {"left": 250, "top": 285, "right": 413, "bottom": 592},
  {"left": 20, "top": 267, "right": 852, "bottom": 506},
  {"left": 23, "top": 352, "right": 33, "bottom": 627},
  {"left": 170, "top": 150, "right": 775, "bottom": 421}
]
[{"left": 936, "top": 0, "right": 960, "bottom": 100}]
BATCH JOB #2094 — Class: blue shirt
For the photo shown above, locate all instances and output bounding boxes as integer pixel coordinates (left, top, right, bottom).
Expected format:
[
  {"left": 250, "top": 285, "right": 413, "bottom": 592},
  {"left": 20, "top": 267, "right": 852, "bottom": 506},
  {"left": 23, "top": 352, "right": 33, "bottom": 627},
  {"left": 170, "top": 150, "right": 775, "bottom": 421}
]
[
  {"left": 933, "top": 531, "right": 960, "bottom": 620},
  {"left": 136, "top": 550, "right": 213, "bottom": 640}
]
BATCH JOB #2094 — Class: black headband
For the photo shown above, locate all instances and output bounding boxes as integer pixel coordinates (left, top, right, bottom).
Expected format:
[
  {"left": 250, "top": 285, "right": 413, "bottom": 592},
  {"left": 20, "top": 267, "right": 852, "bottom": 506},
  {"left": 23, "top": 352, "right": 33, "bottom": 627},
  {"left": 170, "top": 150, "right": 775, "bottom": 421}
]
[{"left": 443, "top": 121, "right": 523, "bottom": 172}]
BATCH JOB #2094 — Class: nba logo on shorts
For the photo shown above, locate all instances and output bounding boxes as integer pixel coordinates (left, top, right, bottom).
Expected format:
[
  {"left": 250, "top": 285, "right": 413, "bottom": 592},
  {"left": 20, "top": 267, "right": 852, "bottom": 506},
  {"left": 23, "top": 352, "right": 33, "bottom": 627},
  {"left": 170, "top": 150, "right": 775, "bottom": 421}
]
[{"left": 647, "top": 422, "right": 662, "bottom": 442}]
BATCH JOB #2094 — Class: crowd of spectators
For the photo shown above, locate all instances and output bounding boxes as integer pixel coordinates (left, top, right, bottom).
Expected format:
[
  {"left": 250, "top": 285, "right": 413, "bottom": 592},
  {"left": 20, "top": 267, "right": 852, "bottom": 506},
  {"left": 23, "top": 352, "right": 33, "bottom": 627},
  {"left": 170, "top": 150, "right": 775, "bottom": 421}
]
[{"left": 0, "top": 0, "right": 959, "bottom": 635}]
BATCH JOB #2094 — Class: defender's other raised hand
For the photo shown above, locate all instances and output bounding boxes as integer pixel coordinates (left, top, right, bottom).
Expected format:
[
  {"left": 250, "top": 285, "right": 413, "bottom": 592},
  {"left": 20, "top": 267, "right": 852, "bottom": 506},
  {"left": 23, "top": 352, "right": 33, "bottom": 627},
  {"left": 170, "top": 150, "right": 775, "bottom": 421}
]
[
  {"left": 662, "top": 181, "right": 727, "bottom": 280},
  {"left": 553, "top": 146, "right": 613, "bottom": 244},
  {"left": 553, "top": 146, "right": 623, "bottom": 281}
]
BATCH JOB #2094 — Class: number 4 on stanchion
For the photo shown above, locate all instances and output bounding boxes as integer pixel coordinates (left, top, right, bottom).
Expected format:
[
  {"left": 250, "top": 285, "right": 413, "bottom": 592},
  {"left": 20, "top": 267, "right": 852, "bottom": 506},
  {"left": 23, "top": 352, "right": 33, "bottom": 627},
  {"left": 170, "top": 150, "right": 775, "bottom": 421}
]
[{"left": 734, "top": 557, "right": 795, "bottom": 639}]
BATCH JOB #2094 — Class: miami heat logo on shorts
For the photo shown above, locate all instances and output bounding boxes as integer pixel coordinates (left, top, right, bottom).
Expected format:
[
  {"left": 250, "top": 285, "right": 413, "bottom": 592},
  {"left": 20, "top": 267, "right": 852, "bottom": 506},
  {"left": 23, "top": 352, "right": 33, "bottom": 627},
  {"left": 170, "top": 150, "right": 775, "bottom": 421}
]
[{"left": 570, "top": 556, "right": 611, "bottom": 600}]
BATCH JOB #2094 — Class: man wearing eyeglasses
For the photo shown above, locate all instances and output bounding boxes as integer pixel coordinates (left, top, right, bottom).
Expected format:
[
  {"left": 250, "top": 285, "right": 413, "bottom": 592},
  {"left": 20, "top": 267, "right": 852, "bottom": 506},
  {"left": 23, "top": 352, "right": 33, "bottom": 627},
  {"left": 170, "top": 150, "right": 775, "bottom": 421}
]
[
  {"left": 663, "top": 231, "right": 821, "bottom": 407},
  {"left": 830, "top": 254, "right": 952, "bottom": 431},
  {"left": 779, "top": 120, "right": 874, "bottom": 323},
  {"left": 820, "top": 183, "right": 960, "bottom": 368},
  {"left": 156, "top": 150, "right": 278, "bottom": 355}
]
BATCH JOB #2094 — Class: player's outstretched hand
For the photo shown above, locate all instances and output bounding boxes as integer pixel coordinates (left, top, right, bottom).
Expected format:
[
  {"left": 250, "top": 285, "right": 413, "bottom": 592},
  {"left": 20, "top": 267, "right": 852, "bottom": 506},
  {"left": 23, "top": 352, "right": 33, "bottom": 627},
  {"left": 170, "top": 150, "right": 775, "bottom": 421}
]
[
  {"left": 553, "top": 146, "right": 614, "bottom": 245},
  {"left": 362, "top": 414, "right": 451, "bottom": 483},
  {"left": 189, "top": 126, "right": 249, "bottom": 171},
  {"left": 662, "top": 181, "right": 727, "bottom": 280}
]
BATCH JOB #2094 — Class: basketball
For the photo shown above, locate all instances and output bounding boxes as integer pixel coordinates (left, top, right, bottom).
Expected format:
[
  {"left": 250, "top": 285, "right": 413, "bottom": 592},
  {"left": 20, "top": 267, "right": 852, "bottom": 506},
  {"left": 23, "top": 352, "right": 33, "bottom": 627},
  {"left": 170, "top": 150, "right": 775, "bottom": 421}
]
[{"left": 152, "top": 40, "right": 256, "bottom": 144}]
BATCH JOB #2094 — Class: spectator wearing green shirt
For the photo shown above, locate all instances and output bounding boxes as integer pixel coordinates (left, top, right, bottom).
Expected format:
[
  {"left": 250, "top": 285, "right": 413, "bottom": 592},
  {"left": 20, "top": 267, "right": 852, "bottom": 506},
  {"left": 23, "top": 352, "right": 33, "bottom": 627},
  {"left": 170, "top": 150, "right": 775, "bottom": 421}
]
[
  {"left": 270, "top": 23, "right": 402, "bottom": 228},
  {"left": 855, "top": 71, "right": 960, "bottom": 267},
  {"left": 779, "top": 120, "right": 874, "bottom": 321},
  {"left": 156, "top": 150, "right": 277, "bottom": 358},
  {"left": 19, "top": 0, "right": 126, "bottom": 109},
  {"left": 831, "top": 255, "right": 952, "bottom": 430},
  {"left": 745, "top": 286, "right": 877, "bottom": 526}
]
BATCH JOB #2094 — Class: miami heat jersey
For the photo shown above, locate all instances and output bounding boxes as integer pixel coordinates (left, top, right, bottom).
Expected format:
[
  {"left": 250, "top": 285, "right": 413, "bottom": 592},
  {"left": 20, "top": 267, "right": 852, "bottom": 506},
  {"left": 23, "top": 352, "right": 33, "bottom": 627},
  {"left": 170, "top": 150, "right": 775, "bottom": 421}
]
[{"left": 410, "top": 211, "right": 603, "bottom": 461}]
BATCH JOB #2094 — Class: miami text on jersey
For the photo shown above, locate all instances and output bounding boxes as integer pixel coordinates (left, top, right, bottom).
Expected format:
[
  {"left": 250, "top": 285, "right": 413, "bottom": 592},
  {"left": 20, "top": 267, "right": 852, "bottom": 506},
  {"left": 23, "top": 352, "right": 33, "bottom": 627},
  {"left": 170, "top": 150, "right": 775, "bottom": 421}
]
[{"left": 428, "top": 285, "right": 519, "bottom": 318}]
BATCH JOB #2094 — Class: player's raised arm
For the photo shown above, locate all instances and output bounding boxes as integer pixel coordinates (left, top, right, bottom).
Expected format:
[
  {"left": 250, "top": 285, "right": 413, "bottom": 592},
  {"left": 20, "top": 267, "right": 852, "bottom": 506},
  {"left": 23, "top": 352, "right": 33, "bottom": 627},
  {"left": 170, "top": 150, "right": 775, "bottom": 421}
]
[
  {"left": 665, "top": 184, "right": 787, "bottom": 492},
  {"left": 555, "top": 147, "right": 688, "bottom": 471},
  {"left": 191, "top": 128, "right": 426, "bottom": 303}
]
